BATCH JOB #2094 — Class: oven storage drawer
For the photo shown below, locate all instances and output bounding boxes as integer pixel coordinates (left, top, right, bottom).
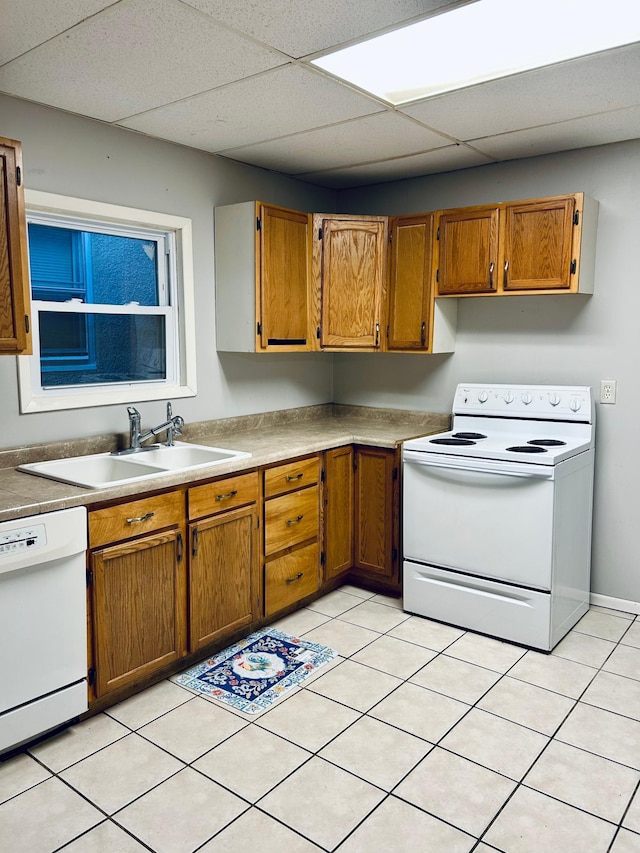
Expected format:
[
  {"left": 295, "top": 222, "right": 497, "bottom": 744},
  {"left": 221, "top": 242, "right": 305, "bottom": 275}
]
[{"left": 403, "top": 560, "right": 552, "bottom": 650}]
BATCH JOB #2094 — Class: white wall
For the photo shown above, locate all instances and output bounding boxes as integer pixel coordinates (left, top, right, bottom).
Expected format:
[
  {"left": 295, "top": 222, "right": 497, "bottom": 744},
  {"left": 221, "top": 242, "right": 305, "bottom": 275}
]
[
  {"left": 337, "top": 140, "right": 640, "bottom": 604},
  {"left": 1, "top": 94, "right": 336, "bottom": 449}
]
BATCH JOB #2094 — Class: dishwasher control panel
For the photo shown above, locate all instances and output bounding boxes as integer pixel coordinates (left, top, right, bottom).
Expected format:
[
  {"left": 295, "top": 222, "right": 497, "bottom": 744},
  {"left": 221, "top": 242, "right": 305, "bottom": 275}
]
[{"left": 0, "top": 523, "right": 47, "bottom": 557}]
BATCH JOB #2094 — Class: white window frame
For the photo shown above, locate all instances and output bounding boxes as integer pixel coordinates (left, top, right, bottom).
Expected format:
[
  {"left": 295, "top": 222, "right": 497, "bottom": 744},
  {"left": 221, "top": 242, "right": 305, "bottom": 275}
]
[{"left": 18, "top": 190, "right": 197, "bottom": 413}]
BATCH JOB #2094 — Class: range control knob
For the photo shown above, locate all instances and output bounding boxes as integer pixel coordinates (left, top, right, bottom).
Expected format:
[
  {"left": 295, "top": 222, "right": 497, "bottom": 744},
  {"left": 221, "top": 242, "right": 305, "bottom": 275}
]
[
  {"left": 521, "top": 392, "right": 533, "bottom": 405},
  {"left": 477, "top": 390, "right": 489, "bottom": 403},
  {"left": 549, "top": 393, "right": 561, "bottom": 406},
  {"left": 569, "top": 397, "right": 582, "bottom": 412},
  {"left": 503, "top": 391, "right": 514, "bottom": 404}
]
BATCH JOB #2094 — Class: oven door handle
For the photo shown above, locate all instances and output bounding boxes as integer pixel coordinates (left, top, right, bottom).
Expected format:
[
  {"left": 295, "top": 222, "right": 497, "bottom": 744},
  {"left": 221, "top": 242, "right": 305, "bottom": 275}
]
[{"left": 403, "top": 449, "right": 555, "bottom": 479}]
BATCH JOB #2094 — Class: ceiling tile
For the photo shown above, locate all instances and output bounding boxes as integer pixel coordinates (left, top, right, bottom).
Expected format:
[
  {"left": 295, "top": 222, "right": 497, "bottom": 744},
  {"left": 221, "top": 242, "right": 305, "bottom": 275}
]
[
  {"left": 119, "top": 65, "right": 384, "bottom": 152},
  {"left": 402, "top": 44, "right": 640, "bottom": 141},
  {"left": 0, "top": 0, "right": 285, "bottom": 122},
  {"left": 219, "top": 112, "right": 453, "bottom": 174},
  {"left": 297, "top": 144, "right": 493, "bottom": 188},
  {"left": 182, "top": 0, "right": 462, "bottom": 57},
  {"left": 0, "top": 0, "right": 116, "bottom": 65},
  {"left": 470, "top": 107, "right": 640, "bottom": 161}
]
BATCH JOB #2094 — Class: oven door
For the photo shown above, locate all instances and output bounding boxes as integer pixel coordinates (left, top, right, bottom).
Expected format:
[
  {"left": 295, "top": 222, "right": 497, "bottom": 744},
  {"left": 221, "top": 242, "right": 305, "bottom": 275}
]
[{"left": 402, "top": 450, "right": 555, "bottom": 589}]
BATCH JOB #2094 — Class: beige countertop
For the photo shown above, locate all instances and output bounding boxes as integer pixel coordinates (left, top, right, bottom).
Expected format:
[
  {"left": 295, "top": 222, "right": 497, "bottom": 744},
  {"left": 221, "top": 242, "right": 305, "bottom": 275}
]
[{"left": 0, "top": 404, "right": 449, "bottom": 522}]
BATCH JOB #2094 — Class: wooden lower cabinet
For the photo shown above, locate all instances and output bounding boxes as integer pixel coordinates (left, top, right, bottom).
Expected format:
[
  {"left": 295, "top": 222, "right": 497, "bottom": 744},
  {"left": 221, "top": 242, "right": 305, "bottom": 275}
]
[
  {"left": 351, "top": 446, "right": 399, "bottom": 588},
  {"left": 323, "top": 446, "right": 354, "bottom": 580},
  {"left": 91, "top": 526, "right": 187, "bottom": 697},
  {"left": 188, "top": 504, "right": 259, "bottom": 651}
]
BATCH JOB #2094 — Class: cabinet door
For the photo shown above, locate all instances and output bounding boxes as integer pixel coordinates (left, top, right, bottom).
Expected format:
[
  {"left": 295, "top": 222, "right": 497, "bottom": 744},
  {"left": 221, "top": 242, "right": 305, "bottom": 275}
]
[
  {"left": 387, "top": 213, "right": 434, "bottom": 350},
  {"left": 0, "top": 137, "right": 31, "bottom": 354},
  {"left": 258, "top": 203, "right": 312, "bottom": 350},
  {"left": 503, "top": 196, "right": 576, "bottom": 291},
  {"left": 319, "top": 216, "right": 387, "bottom": 348},
  {"left": 353, "top": 447, "right": 397, "bottom": 581},
  {"left": 437, "top": 206, "right": 499, "bottom": 295},
  {"left": 189, "top": 505, "right": 258, "bottom": 652},
  {"left": 324, "top": 446, "right": 353, "bottom": 580},
  {"left": 92, "top": 527, "right": 187, "bottom": 697}
]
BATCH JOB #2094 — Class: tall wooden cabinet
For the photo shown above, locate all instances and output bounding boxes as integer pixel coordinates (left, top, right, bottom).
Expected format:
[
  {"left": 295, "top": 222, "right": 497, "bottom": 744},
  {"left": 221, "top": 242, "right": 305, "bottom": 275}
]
[
  {"left": 88, "top": 491, "right": 187, "bottom": 698},
  {"left": 323, "top": 446, "right": 354, "bottom": 581},
  {"left": 0, "top": 137, "right": 32, "bottom": 354},
  {"left": 215, "top": 201, "right": 313, "bottom": 352}
]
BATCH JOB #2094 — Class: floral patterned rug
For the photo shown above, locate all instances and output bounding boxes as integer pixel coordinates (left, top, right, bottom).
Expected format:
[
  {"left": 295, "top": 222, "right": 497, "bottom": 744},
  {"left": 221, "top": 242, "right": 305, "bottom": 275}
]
[{"left": 175, "top": 628, "right": 338, "bottom": 714}]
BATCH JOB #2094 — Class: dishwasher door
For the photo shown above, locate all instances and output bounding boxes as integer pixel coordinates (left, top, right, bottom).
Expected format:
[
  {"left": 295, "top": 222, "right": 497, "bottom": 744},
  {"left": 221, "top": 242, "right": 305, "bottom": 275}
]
[{"left": 0, "top": 506, "right": 88, "bottom": 754}]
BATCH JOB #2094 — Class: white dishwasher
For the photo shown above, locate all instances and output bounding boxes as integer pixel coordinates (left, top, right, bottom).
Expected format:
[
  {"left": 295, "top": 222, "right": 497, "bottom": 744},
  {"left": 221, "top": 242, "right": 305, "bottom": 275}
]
[{"left": 0, "top": 506, "right": 88, "bottom": 755}]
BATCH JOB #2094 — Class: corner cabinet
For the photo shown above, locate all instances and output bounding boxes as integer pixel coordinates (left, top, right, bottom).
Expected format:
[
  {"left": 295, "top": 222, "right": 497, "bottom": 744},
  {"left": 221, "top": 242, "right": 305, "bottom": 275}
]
[
  {"left": 187, "top": 472, "right": 260, "bottom": 652},
  {"left": 0, "top": 137, "right": 32, "bottom": 354},
  {"left": 215, "top": 200, "right": 313, "bottom": 352},
  {"left": 87, "top": 491, "right": 187, "bottom": 699},
  {"left": 323, "top": 446, "right": 354, "bottom": 581},
  {"left": 313, "top": 214, "right": 387, "bottom": 350},
  {"left": 436, "top": 193, "right": 598, "bottom": 297}
]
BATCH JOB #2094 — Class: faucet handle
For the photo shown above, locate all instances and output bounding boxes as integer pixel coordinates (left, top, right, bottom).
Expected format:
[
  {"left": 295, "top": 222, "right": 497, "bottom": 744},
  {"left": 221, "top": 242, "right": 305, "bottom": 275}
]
[
  {"left": 173, "top": 416, "right": 184, "bottom": 437},
  {"left": 166, "top": 401, "right": 173, "bottom": 419}
]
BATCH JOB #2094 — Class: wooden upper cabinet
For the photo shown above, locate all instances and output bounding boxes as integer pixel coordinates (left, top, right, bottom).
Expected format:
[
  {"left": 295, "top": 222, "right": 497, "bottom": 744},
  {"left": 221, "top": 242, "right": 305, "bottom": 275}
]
[
  {"left": 437, "top": 205, "right": 500, "bottom": 295},
  {"left": 0, "top": 137, "right": 32, "bottom": 354},
  {"left": 437, "top": 193, "right": 597, "bottom": 297},
  {"left": 214, "top": 200, "right": 313, "bottom": 352},
  {"left": 387, "top": 213, "right": 434, "bottom": 351},
  {"left": 503, "top": 195, "right": 576, "bottom": 292},
  {"left": 316, "top": 214, "right": 387, "bottom": 349},
  {"left": 258, "top": 203, "right": 312, "bottom": 349}
]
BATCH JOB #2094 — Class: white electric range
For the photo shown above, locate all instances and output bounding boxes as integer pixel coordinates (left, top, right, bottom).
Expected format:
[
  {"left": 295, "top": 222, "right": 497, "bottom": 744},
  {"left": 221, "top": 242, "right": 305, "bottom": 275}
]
[{"left": 402, "top": 384, "right": 595, "bottom": 651}]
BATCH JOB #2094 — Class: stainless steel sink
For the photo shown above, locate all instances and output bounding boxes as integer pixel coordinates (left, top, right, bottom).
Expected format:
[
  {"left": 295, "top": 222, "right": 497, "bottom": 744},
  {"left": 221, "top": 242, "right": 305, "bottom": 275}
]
[{"left": 18, "top": 442, "right": 251, "bottom": 489}]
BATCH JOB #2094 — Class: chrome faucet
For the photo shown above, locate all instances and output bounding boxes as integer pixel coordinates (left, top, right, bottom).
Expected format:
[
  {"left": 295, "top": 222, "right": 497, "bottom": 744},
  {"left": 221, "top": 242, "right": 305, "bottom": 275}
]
[{"left": 116, "top": 404, "right": 185, "bottom": 454}]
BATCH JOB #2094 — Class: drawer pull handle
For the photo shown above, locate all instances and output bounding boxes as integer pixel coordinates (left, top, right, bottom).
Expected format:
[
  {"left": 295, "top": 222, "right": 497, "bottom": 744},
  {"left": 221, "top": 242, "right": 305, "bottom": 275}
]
[
  {"left": 286, "top": 515, "right": 304, "bottom": 526},
  {"left": 286, "top": 472, "right": 304, "bottom": 482},
  {"left": 126, "top": 511, "right": 155, "bottom": 524},
  {"left": 286, "top": 572, "right": 304, "bottom": 584},
  {"left": 216, "top": 489, "right": 238, "bottom": 501}
]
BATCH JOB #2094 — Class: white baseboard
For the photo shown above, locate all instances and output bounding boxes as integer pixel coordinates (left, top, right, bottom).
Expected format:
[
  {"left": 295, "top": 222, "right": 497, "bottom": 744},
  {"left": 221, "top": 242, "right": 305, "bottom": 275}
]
[{"left": 590, "top": 592, "right": 640, "bottom": 616}]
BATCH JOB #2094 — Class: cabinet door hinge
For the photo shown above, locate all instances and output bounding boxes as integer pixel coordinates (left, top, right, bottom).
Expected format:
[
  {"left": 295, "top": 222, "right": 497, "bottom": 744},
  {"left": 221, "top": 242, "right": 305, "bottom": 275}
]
[
  {"left": 256, "top": 216, "right": 261, "bottom": 231},
  {"left": 16, "top": 166, "right": 21, "bottom": 186},
  {"left": 392, "top": 466, "right": 398, "bottom": 481},
  {"left": 86, "top": 568, "right": 93, "bottom": 586},
  {"left": 392, "top": 547, "right": 398, "bottom": 562},
  {"left": 573, "top": 210, "right": 580, "bottom": 226},
  {"left": 570, "top": 259, "right": 577, "bottom": 275},
  {"left": 24, "top": 315, "right": 30, "bottom": 334},
  {"left": 87, "top": 667, "right": 96, "bottom": 687},
  {"left": 436, "top": 226, "right": 440, "bottom": 240},
  {"left": 389, "top": 231, "right": 393, "bottom": 243},
  {"left": 435, "top": 268, "right": 439, "bottom": 283},
  {"left": 316, "top": 326, "right": 321, "bottom": 339},
  {"left": 256, "top": 515, "right": 260, "bottom": 529},
  {"left": 257, "top": 321, "right": 262, "bottom": 336},
  {"left": 320, "top": 550, "right": 326, "bottom": 566},
  {"left": 386, "top": 324, "right": 390, "bottom": 339},
  {"left": 318, "top": 227, "right": 323, "bottom": 240},
  {"left": 320, "top": 468, "right": 326, "bottom": 483}
]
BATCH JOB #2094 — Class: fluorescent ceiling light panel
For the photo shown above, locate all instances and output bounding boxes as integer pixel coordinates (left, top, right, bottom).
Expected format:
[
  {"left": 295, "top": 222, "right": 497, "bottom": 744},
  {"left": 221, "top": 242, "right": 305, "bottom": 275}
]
[{"left": 312, "top": 0, "right": 640, "bottom": 105}]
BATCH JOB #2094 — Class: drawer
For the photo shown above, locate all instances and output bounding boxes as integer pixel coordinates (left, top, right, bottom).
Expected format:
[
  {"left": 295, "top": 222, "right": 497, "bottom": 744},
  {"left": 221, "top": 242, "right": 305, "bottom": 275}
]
[
  {"left": 265, "top": 542, "right": 319, "bottom": 616},
  {"left": 188, "top": 471, "right": 259, "bottom": 519},
  {"left": 264, "top": 455, "right": 320, "bottom": 499},
  {"left": 89, "top": 490, "right": 183, "bottom": 548},
  {"left": 264, "top": 485, "right": 319, "bottom": 556}
]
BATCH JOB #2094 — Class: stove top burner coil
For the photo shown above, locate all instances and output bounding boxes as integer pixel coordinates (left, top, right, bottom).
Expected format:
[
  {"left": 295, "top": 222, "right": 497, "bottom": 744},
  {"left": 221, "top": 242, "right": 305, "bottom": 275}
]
[
  {"left": 430, "top": 438, "right": 476, "bottom": 446},
  {"left": 506, "top": 445, "right": 548, "bottom": 453},
  {"left": 527, "top": 439, "right": 566, "bottom": 447},
  {"left": 452, "top": 432, "right": 487, "bottom": 440}
]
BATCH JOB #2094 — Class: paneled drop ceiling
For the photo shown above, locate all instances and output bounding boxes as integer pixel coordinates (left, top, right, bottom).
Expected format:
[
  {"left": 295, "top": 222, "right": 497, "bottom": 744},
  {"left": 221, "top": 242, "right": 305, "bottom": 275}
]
[{"left": 2, "top": 0, "right": 640, "bottom": 188}]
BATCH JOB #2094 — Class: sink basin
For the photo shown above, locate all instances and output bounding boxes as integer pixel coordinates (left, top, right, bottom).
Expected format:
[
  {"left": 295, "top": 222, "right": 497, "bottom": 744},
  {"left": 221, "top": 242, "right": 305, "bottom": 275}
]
[{"left": 18, "top": 442, "right": 251, "bottom": 489}]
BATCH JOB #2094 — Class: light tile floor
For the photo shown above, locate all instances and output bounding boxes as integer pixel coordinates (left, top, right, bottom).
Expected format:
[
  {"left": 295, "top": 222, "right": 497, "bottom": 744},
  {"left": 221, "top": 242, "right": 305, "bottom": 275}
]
[{"left": 2, "top": 586, "right": 640, "bottom": 852}]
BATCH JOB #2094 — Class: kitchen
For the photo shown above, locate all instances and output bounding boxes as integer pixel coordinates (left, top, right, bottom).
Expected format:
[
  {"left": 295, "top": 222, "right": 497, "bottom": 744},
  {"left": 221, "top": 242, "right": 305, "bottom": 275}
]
[{"left": 2, "top": 1, "right": 640, "bottom": 850}]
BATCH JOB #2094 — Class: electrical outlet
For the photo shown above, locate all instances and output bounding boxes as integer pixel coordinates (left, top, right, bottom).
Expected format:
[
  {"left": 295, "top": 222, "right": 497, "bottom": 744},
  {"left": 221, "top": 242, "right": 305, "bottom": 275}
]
[{"left": 600, "top": 379, "right": 617, "bottom": 404}]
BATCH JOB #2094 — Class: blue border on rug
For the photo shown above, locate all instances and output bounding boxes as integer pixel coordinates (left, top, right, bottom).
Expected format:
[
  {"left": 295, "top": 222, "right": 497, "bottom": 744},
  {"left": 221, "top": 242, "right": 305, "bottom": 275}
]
[{"left": 175, "top": 628, "right": 338, "bottom": 714}]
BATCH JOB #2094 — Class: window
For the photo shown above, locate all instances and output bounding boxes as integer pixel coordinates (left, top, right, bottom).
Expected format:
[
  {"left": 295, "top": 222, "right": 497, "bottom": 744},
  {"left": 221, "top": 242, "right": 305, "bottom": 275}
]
[{"left": 18, "top": 191, "right": 196, "bottom": 413}]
